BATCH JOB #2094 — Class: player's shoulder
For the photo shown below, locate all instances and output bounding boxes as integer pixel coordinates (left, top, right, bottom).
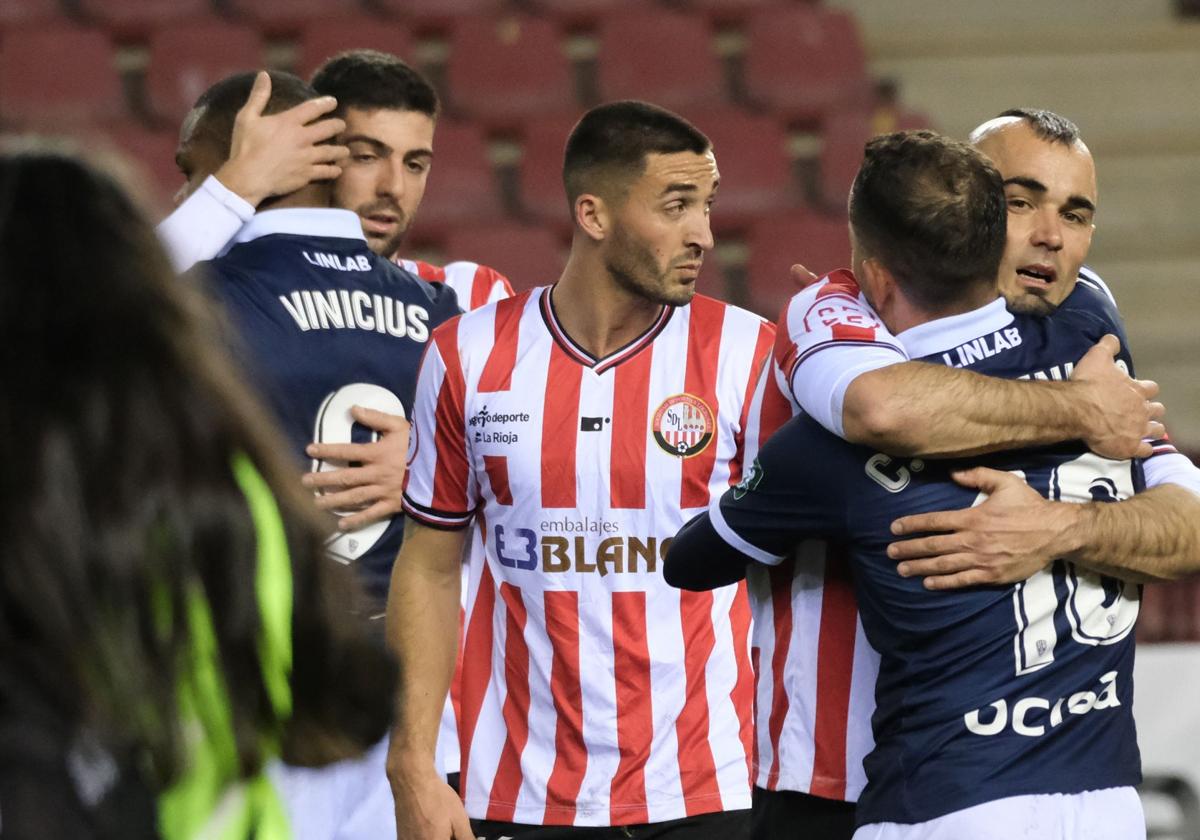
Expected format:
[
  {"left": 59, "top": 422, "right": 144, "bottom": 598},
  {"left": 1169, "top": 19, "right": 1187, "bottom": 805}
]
[
  {"left": 431, "top": 285, "right": 539, "bottom": 346},
  {"left": 377, "top": 256, "right": 461, "bottom": 310},
  {"left": 779, "top": 268, "right": 863, "bottom": 322},
  {"left": 689, "top": 292, "right": 774, "bottom": 334}
]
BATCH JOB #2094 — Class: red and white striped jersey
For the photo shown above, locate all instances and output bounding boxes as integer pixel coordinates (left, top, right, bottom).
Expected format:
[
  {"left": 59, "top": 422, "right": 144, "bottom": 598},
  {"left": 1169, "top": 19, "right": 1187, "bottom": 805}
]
[
  {"left": 403, "top": 287, "right": 774, "bottom": 826},
  {"left": 741, "top": 270, "right": 896, "bottom": 802},
  {"left": 396, "top": 258, "right": 514, "bottom": 312}
]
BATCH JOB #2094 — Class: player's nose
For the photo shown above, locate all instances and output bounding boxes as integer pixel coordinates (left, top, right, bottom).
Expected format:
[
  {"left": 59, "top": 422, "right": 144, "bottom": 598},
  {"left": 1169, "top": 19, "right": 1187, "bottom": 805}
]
[{"left": 1031, "top": 208, "right": 1063, "bottom": 250}]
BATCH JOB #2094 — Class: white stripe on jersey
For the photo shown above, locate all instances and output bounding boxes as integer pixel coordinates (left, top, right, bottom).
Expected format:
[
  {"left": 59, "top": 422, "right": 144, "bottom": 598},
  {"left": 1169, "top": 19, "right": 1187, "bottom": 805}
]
[
  {"left": 403, "top": 287, "right": 773, "bottom": 825},
  {"left": 396, "top": 258, "right": 514, "bottom": 311}
]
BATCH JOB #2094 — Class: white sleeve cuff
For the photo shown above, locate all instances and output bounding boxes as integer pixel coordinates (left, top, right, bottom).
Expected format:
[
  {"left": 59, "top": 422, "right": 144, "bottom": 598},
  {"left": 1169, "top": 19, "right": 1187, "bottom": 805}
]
[
  {"left": 707, "top": 495, "right": 786, "bottom": 566},
  {"left": 156, "top": 175, "right": 255, "bottom": 273},
  {"left": 789, "top": 345, "right": 908, "bottom": 439},
  {"left": 1143, "top": 452, "right": 1200, "bottom": 498}
]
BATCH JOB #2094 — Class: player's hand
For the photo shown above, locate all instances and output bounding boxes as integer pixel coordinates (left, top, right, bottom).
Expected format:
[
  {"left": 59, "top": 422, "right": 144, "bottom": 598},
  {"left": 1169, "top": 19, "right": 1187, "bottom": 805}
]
[
  {"left": 302, "top": 406, "right": 410, "bottom": 532},
  {"left": 888, "top": 467, "right": 1078, "bottom": 590},
  {"left": 386, "top": 758, "right": 473, "bottom": 840},
  {"left": 215, "top": 71, "right": 348, "bottom": 207},
  {"left": 789, "top": 262, "right": 821, "bottom": 289},
  {"left": 1070, "top": 334, "right": 1164, "bottom": 459}
]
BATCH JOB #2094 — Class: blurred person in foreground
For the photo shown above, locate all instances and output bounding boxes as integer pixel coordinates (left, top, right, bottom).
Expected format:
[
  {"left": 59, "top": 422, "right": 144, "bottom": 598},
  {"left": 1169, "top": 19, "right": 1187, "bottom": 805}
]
[{"left": 0, "top": 144, "right": 394, "bottom": 838}]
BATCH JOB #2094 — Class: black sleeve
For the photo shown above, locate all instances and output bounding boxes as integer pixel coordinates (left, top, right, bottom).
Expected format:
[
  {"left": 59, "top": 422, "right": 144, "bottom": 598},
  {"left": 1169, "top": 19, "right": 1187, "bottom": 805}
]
[{"left": 664, "top": 512, "right": 751, "bottom": 591}]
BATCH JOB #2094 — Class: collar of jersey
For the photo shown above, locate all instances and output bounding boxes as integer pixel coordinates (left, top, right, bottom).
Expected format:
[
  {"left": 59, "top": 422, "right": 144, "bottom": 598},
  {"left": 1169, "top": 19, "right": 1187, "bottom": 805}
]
[
  {"left": 229, "top": 208, "right": 367, "bottom": 247},
  {"left": 539, "top": 285, "right": 674, "bottom": 374},
  {"left": 897, "top": 296, "right": 1013, "bottom": 358}
]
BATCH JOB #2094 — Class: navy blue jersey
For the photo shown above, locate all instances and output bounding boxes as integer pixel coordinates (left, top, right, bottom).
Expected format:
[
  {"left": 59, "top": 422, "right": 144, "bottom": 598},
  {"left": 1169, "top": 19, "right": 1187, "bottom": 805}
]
[
  {"left": 196, "top": 209, "right": 461, "bottom": 612},
  {"left": 712, "top": 296, "right": 1143, "bottom": 824}
]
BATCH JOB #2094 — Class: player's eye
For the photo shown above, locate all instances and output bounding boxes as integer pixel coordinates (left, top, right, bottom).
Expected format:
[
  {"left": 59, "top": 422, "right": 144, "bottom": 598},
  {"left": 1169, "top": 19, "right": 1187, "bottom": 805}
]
[
  {"left": 1063, "top": 211, "right": 1088, "bottom": 225},
  {"left": 406, "top": 159, "right": 430, "bottom": 175},
  {"left": 1006, "top": 196, "right": 1033, "bottom": 210},
  {"left": 352, "top": 153, "right": 378, "bottom": 163}
]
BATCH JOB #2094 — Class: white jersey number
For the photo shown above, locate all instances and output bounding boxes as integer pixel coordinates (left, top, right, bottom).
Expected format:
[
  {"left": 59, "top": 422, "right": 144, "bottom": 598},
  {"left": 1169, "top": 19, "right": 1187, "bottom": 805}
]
[
  {"left": 312, "top": 383, "right": 405, "bottom": 564},
  {"left": 1009, "top": 454, "right": 1141, "bottom": 676}
]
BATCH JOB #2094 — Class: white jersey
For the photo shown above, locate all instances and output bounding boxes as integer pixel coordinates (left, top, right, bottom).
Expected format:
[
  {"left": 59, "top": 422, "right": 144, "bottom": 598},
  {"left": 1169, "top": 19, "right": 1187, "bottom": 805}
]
[
  {"left": 396, "top": 258, "right": 514, "bottom": 312},
  {"left": 754, "top": 268, "right": 1200, "bottom": 804},
  {"left": 403, "top": 287, "right": 775, "bottom": 825}
]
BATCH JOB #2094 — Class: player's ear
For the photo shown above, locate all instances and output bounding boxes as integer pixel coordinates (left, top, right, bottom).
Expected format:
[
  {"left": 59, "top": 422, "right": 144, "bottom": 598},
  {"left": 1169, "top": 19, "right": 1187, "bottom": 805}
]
[
  {"left": 574, "top": 193, "right": 609, "bottom": 242},
  {"left": 859, "top": 257, "right": 897, "bottom": 313}
]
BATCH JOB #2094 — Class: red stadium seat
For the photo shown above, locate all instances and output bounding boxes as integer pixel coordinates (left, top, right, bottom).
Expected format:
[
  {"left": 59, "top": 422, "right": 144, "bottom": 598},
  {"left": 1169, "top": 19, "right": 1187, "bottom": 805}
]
[
  {"left": 444, "top": 15, "right": 575, "bottom": 130},
  {"left": 73, "top": 0, "right": 211, "bottom": 38},
  {"left": 680, "top": 0, "right": 793, "bottom": 25},
  {"left": 144, "top": 20, "right": 264, "bottom": 124},
  {"left": 524, "top": 0, "right": 643, "bottom": 28},
  {"left": 416, "top": 120, "right": 505, "bottom": 236},
  {"left": 97, "top": 121, "right": 183, "bottom": 210},
  {"left": 515, "top": 113, "right": 577, "bottom": 234},
  {"left": 743, "top": 5, "right": 872, "bottom": 125},
  {"left": 443, "top": 223, "right": 564, "bottom": 292},
  {"left": 295, "top": 17, "right": 413, "bottom": 80},
  {"left": 0, "top": 0, "right": 71, "bottom": 30},
  {"left": 596, "top": 9, "right": 725, "bottom": 111},
  {"left": 744, "top": 210, "right": 850, "bottom": 319},
  {"left": 817, "top": 108, "right": 871, "bottom": 210},
  {"left": 370, "top": 0, "right": 508, "bottom": 33},
  {"left": 221, "top": 0, "right": 364, "bottom": 36},
  {"left": 679, "top": 105, "right": 799, "bottom": 233},
  {"left": 0, "top": 25, "right": 124, "bottom": 127}
]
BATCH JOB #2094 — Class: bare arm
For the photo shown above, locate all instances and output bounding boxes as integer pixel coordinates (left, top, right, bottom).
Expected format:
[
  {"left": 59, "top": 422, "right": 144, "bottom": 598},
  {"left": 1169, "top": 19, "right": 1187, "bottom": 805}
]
[
  {"left": 842, "top": 335, "right": 1163, "bottom": 459},
  {"left": 889, "top": 467, "right": 1200, "bottom": 587},
  {"left": 385, "top": 519, "right": 473, "bottom": 840}
]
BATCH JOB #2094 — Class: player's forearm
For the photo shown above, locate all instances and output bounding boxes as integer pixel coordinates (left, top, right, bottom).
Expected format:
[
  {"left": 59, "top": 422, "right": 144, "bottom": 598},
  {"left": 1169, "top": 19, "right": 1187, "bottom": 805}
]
[
  {"left": 843, "top": 362, "right": 1089, "bottom": 458},
  {"left": 1057, "top": 485, "right": 1200, "bottom": 582},
  {"left": 664, "top": 512, "right": 750, "bottom": 590},
  {"left": 385, "top": 526, "right": 463, "bottom": 770}
]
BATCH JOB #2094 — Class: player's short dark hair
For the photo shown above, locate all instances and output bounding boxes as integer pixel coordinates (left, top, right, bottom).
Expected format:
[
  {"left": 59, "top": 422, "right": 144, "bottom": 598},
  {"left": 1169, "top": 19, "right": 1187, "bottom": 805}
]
[
  {"left": 190, "top": 70, "right": 318, "bottom": 160},
  {"left": 849, "top": 130, "right": 1006, "bottom": 310},
  {"left": 996, "top": 107, "right": 1081, "bottom": 145},
  {"left": 563, "top": 100, "right": 710, "bottom": 206},
  {"left": 310, "top": 49, "right": 439, "bottom": 118}
]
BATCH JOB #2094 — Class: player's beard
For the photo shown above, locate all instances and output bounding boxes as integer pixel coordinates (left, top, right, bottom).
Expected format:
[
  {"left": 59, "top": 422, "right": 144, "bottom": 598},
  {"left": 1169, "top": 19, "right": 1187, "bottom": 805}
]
[
  {"left": 1005, "top": 290, "right": 1059, "bottom": 317},
  {"left": 605, "top": 224, "right": 696, "bottom": 307},
  {"left": 356, "top": 199, "right": 410, "bottom": 259}
]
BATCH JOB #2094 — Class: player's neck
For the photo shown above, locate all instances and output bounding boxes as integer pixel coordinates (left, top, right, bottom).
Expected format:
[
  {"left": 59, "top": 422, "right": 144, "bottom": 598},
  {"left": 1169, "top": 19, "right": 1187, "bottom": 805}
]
[
  {"left": 258, "top": 184, "right": 332, "bottom": 212},
  {"left": 553, "top": 253, "right": 665, "bottom": 359}
]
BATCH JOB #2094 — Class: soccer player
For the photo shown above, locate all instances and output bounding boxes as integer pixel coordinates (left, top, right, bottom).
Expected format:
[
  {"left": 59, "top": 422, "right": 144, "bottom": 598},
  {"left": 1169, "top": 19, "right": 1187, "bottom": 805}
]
[
  {"left": 726, "top": 108, "right": 1192, "bottom": 840},
  {"left": 180, "top": 70, "right": 461, "bottom": 838},
  {"left": 389, "top": 101, "right": 773, "bottom": 840},
  {"left": 665, "top": 130, "right": 1155, "bottom": 838}
]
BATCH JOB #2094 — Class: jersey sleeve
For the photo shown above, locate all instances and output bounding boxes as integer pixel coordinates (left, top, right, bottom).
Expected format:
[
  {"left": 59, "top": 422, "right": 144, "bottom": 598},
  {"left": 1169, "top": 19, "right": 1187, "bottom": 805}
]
[
  {"left": 776, "top": 270, "right": 908, "bottom": 437},
  {"left": 401, "top": 317, "right": 478, "bottom": 529},
  {"left": 443, "top": 261, "right": 515, "bottom": 311},
  {"left": 710, "top": 415, "right": 849, "bottom": 564},
  {"left": 156, "top": 175, "right": 254, "bottom": 273}
]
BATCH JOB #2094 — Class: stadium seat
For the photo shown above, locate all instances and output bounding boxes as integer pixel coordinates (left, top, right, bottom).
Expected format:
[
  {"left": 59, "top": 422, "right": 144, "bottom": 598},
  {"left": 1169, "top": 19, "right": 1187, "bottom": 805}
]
[
  {"left": 370, "top": 0, "right": 509, "bottom": 33},
  {"left": 679, "top": 105, "right": 799, "bottom": 233},
  {"left": 0, "top": 0, "right": 71, "bottom": 30},
  {"left": 443, "top": 223, "right": 564, "bottom": 292},
  {"left": 295, "top": 16, "right": 413, "bottom": 80},
  {"left": 514, "top": 113, "right": 577, "bottom": 234},
  {"left": 221, "top": 0, "right": 365, "bottom": 36},
  {"left": 679, "top": 0, "right": 791, "bottom": 25},
  {"left": 73, "top": 0, "right": 211, "bottom": 38},
  {"left": 744, "top": 210, "right": 850, "bottom": 319},
  {"left": 596, "top": 9, "right": 726, "bottom": 111},
  {"left": 523, "top": 0, "right": 644, "bottom": 28},
  {"left": 98, "top": 121, "right": 183, "bottom": 210},
  {"left": 415, "top": 120, "right": 505, "bottom": 237},
  {"left": 0, "top": 25, "right": 124, "bottom": 127},
  {"left": 743, "top": 5, "right": 872, "bottom": 125},
  {"left": 144, "top": 21, "right": 264, "bottom": 124},
  {"left": 817, "top": 108, "right": 872, "bottom": 210},
  {"left": 444, "top": 15, "right": 575, "bottom": 130}
]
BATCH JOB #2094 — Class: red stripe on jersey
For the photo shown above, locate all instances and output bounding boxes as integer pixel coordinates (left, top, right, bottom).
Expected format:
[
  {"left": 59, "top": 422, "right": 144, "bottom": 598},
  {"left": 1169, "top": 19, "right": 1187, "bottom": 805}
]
[
  {"left": 486, "top": 583, "right": 532, "bottom": 821},
  {"left": 809, "top": 546, "right": 857, "bottom": 800},
  {"left": 765, "top": 563, "right": 794, "bottom": 791},
  {"left": 814, "top": 269, "right": 859, "bottom": 298},
  {"left": 479, "top": 292, "right": 529, "bottom": 393},
  {"left": 729, "top": 322, "right": 776, "bottom": 486},
  {"left": 541, "top": 342, "right": 582, "bottom": 509},
  {"left": 758, "top": 363, "right": 795, "bottom": 441},
  {"left": 459, "top": 563, "right": 498, "bottom": 800},
  {"left": 411, "top": 259, "right": 447, "bottom": 282},
  {"left": 675, "top": 589, "right": 721, "bottom": 813},
  {"left": 681, "top": 297, "right": 727, "bottom": 508},
  {"left": 483, "top": 455, "right": 514, "bottom": 506},
  {"left": 729, "top": 581, "right": 755, "bottom": 780},
  {"left": 543, "top": 591, "right": 587, "bottom": 823},
  {"left": 610, "top": 591, "right": 652, "bottom": 824},
  {"left": 831, "top": 323, "right": 877, "bottom": 342},
  {"left": 610, "top": 345, "right": 654, "bottom": 509},
  {"left": 430, "top": 318, "right": 472, "bottom": 515}
]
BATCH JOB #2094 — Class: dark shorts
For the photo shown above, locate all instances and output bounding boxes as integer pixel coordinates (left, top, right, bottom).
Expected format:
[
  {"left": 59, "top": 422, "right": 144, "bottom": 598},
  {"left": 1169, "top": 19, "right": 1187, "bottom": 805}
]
[
  {"left": 751, "top": 787, "right": 856, "bottom": 840},
  {"left": 472, "top": 808, "right": 751, "bottom": 840}
]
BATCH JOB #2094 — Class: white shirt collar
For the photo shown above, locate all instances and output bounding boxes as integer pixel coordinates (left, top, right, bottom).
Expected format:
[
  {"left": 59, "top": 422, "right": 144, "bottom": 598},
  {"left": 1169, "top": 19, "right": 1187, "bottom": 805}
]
[
  {"left": 228, "top": 208, "right": 367, "bottom": 246},
  {"left": 896, "top": 296, "right": 1014, "bottom": 358}
]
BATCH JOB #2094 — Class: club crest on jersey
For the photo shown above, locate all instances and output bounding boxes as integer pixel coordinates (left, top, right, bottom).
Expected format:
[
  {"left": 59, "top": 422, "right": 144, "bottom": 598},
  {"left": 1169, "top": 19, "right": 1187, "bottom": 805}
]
[{"left": 651, "top": 393, "right": 714, "bottom": 458}]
